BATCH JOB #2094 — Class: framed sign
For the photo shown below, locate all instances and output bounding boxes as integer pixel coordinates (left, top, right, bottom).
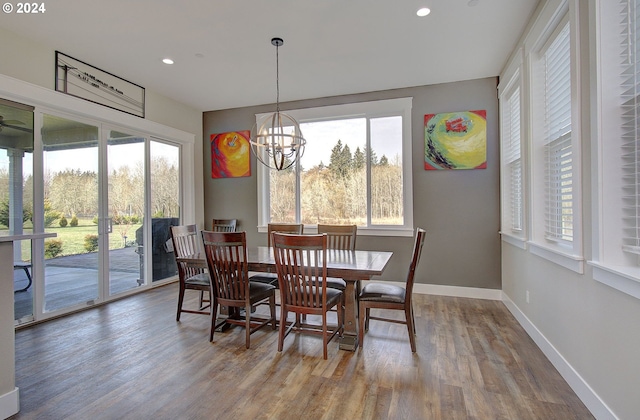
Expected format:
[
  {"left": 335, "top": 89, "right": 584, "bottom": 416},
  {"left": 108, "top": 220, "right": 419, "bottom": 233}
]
[{"left": 55, "top": 51, "right": 145, "bottom": 118}]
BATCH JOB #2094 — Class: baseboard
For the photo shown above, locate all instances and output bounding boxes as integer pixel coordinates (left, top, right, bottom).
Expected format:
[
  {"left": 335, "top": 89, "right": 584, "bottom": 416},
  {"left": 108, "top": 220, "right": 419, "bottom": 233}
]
[
  {"left": 502, "top": 293, "right": 617, "bottom": 420},
  {"left": 375, "top": 280, "right": 503, "bottom": 301},
  {"left": 0, "top": 387, "right": 19, "bottom": 420}
]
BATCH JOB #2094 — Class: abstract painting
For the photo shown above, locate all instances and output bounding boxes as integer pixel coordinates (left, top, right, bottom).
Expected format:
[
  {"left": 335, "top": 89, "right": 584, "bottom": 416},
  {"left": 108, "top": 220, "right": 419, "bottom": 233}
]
[
  {"left": 424, "top": 110, "right": 487, "bottom": 170},
  {"left": 211, "top": 130, "right": 251, "bottom": 178}
]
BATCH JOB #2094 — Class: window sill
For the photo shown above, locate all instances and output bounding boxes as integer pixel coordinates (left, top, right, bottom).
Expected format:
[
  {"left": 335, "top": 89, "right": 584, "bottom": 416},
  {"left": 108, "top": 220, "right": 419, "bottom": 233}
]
[
  {"left": 500, "top": 232, "right": 527, "bottom": 249},
  {"left": 257, "top": 226, "right": 414, "bottom": 237},
  {"left": 528, "top": 242, "right": 585, "bottom": 274},
  {"left": 589, "top": 262, "right": 640, "bottom": 300}
]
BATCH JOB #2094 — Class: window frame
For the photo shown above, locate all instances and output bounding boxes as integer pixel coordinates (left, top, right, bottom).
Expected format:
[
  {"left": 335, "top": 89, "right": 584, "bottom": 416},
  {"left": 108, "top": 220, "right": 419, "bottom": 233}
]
[
  {"left": 527, "top": 2, "right": 584, "bottom": 274},
  {"left": 499, "top": 49, "right": 527, "bottom": 249},
  {"left": 589, "top": 0, "right": 640, "bottom": 299},
  {"left": 255, "top": 97, "right": 414, "bottom": 237}
]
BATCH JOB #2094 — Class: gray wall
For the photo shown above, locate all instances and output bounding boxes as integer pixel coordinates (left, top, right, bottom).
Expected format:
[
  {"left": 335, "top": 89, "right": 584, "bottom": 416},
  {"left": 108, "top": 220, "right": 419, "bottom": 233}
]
[{"left": 203, "top": 77, "right": 501, "bottom": 289}]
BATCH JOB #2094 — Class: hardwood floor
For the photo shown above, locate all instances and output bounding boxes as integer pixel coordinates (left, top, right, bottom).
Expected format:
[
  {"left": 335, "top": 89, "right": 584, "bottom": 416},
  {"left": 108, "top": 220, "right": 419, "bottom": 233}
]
[{"left": 10, "top": 283, "right": 593, "bottom": 420}]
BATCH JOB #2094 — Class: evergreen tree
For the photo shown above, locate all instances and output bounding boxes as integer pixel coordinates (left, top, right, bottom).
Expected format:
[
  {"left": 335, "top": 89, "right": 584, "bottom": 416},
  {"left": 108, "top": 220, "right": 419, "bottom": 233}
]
[{"left": 353, "top": 147, "right": 366, "bottom": 170}]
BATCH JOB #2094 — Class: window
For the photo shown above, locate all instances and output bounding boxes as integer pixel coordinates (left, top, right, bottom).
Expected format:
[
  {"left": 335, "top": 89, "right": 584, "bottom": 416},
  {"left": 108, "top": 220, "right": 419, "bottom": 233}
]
[
  {"left": 591, "top": 0, "right": 640, "bottom": 298},
  {"left": 499, "top": 55, "right": 525, "bottom": 245},
  {"left": 528, "top": 5, "right": 583, "bottom": 273},
  {"left": 256, "top": 98, "right": 413, "bottom": 236}
]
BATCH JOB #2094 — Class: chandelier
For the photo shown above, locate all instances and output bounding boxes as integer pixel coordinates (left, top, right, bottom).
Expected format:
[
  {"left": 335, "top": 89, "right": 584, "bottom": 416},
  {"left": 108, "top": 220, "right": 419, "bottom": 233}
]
[{"left": 250, "top": 37, "right": 306, "bottom": 171}]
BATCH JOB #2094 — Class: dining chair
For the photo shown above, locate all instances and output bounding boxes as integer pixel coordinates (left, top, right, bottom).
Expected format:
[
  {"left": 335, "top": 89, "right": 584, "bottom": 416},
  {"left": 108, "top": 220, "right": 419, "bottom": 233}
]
[
  {"left": 358, "top": 227, "right": 426, "bottom": 352},
  {"left": 272, "top": 232, "right": 344, "bottom": 359},
  {"left": 315, "top": 224, "right": 358, "bottom": 292},
  {"left": 170, "top": 224, "right": 211, "bottom": 322},
  {"left": 249, "top": 223, "right": 303, "bottom": 287},
  {"left": 212, "top": 218, "right": 237, "bottom": 232},
  {"left": 202, "top": 230, "right": 276, "bottom": 348},
  {"left": 317, "top": 224, "right": 357, "bottom": 251}
]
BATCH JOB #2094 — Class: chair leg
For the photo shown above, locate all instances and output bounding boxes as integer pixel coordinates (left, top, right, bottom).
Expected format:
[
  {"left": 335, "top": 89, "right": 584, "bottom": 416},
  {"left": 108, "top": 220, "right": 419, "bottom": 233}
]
[
  {"left": 176, "top": 283, "right": 186, "bottom": 321},
  {"left": 405, "top": 304, "right": 416, "bottom": 352},
  {"left": 358, "top": 301, "right": 366, "bottom": 349},
  {"left": 322, "top": 311, "right": 328, "bottom": 360},
  {"left": 245, "top": 304, "right": 252, "bottom": 349},
  {"left": 278, "top": 308, "right": 287, "bottom": 352},
  {"left": 270, "top": 294, "right": 277, "bottom": 330},
  {"left": 364, "top": 307, "right": 370, "bottom": 331},
  {"left": 209, "top": 299, "right": 219, "bottom": 342}
]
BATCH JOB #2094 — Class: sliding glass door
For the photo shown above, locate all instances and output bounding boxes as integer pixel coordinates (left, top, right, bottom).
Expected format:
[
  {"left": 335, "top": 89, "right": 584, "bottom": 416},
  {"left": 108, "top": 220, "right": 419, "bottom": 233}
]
[
  {"left": 106, "top": 129, "right": 145, "bottom": 295},
  {"left": 42, "top": 113, "right": 100, "bottom": 312},
  {"left": 0, "top": 99, "right": 35, "bottom": 322}
]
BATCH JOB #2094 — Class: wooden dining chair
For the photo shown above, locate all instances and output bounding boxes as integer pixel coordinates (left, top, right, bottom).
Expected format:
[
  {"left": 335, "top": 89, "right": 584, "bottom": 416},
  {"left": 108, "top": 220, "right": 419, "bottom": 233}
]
[
  {"left": 249, "top": 223, "right": 303, "bottom": 287},
  {"left": 170, "top": 224, "right": 211, "bottom": 322},
  {"left": 358, "top": 228, "right": 426, "bottom": 352},
  {"left": 315, "top": 224, "right": 358, "bottom": 292},
  {"left": 272, "top": 232, "right": 344, "bottom": 359},
  {"left": 212, "top": 218, "right": 237, "bottom": 232},
  {"left": 202, "top": 230, "right": 276, "bottom": 348},
  {"left": 317, "top": 224, "right": 357, "bottom": 251}
]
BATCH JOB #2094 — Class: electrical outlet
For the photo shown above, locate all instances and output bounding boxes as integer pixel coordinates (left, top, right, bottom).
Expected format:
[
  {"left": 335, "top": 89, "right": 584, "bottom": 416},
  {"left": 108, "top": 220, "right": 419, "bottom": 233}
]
[{"left": 526, "top": 290, "right": 530, "bottom": 304}]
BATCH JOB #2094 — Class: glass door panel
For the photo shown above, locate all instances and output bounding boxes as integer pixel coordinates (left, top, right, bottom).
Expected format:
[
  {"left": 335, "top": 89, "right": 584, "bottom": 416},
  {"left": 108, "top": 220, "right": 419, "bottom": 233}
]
[
  {"left": 107, "top": 130, "right": 145, "bottom": 295},
  {"left": 42, "top": 114, "right": 99, "bottom": 312},
  {"left": 0, "top": 99, "right": 35, "bottom": 321},
  {"left": 149, "top": 140, "right": 180, "bottom": 282}
]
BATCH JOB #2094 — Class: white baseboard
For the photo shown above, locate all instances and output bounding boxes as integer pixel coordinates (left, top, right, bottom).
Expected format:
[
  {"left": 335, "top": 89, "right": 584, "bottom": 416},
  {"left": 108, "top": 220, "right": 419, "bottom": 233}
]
[
  {"left": 0, "top": 387, "right": 19, "bottom": 420},
  {"left": 502, "top": 293, "right": 617, "bottom": 420},
  {"left": 375, "top": 280, "right": 503, "bottom": 301}
]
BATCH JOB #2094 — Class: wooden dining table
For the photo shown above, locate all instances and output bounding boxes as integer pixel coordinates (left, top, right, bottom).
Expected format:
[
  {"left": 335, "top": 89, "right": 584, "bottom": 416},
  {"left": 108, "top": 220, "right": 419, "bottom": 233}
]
[{"left": 177, "top": 246, "right": 393, "bottom": 351}]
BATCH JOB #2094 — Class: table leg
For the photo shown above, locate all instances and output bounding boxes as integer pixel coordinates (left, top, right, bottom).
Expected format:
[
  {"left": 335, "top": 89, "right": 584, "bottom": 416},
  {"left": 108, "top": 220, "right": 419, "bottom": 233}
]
[{"left": 339, "top": 279, "right": 359, "bottom": 351}]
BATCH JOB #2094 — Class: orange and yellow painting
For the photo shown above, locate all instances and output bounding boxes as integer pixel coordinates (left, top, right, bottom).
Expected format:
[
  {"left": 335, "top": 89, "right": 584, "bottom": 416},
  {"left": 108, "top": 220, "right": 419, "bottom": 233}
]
[
  {"left": 424, "top": 110, "right": 487, "bottom": 170},
  {"left": 211, "top": 130, "right": 251, "bottom": 178}
]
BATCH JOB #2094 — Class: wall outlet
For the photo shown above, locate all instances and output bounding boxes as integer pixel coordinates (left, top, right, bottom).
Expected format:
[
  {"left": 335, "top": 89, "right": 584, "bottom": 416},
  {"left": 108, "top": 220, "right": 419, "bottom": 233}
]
[{"left": 526, "top": 290, "right": 530, "bottom": 304}]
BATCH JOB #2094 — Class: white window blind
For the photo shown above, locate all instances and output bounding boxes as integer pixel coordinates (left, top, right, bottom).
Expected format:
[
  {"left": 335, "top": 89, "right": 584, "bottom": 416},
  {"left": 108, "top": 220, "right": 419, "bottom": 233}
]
[
  {"left": 502, "top": 86, "right": 523, "bottom": 232},
  {"left": 621, "top": 0, "right": 640, "bottom": 255},
  {"left": 543, "top": 22, "right": 573, "bottom": 243}
]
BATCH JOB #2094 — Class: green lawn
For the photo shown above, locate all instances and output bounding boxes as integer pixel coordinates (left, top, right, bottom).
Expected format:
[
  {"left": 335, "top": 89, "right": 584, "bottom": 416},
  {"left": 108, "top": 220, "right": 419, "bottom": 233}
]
[{"left": 5, "top": 219, "right": 143, "bottom": 261}]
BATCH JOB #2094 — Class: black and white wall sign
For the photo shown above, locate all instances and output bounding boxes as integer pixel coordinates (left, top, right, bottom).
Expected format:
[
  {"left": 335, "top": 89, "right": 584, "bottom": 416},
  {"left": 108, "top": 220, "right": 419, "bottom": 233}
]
[{"left": 55, "top": 51, "right": 145, "bottom": 118}]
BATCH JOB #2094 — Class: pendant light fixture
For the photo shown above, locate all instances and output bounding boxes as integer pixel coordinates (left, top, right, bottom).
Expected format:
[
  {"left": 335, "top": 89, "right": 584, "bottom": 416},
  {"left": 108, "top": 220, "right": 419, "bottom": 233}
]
[{"left": 250, "top": 37, "right": 306, "bottom": 171}]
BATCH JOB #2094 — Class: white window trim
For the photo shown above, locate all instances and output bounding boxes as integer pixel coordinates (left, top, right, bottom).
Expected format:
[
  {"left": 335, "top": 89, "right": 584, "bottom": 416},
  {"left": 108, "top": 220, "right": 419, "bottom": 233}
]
[
  {"left": 588, "top": 0, "right": 640, "bottom": 298},
  {"left": 525, "top": 0, "right": 584, "bottom": 273},
  {"left": 499, "top": 47, "right": 527, "bottom": 249},
  {"left": 255, "top": 97, "right": 414, "bottom": 237}
]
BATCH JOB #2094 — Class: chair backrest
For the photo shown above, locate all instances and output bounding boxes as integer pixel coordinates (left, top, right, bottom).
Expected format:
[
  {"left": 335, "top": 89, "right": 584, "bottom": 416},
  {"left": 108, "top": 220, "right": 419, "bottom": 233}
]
[
  {"left": 267, "top": 223, "right": 303, "bottom": 247},
  {"left": 272, "top": 233, "right": 328, "bottom": 310},
  {"left": 405, "top": 228, "right": 427, "bottom": 298},
  {"left": 201, "top": 230, "right": 250, "bottom": 302},
  {"left": 317, "top": 224, "right": 357, "bottom": 251},
  {"left": 170, "top": 224, "right": 200, "bottom": 257},
  {"left": 212, "top": 219, "right": 237, "bottom": 232},
  {"left": 170, "top": 224, "right": 202, "bottom": 279}
]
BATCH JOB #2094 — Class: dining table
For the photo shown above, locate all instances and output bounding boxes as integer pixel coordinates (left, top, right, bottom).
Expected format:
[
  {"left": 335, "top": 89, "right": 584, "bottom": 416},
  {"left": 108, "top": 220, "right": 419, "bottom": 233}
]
[{"left": 177, "top": 245, "right": 393, "bottom": 351}]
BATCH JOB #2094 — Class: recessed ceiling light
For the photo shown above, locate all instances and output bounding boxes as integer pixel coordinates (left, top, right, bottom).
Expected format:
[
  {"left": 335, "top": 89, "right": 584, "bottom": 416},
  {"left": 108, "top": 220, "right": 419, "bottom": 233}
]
[
  {"left": 417, "top": 7, "right": 431, "bottom": 17},
  {"left": 468, "top": 0, "right": 479, "bottom": 6},
  {"left": 162, "top": 58, "right": 174, "bottom": 65}
]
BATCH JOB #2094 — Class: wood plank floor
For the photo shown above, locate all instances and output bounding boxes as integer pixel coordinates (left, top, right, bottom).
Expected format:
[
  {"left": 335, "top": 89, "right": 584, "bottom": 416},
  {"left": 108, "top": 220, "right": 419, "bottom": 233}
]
[{"left": 9, "top": 283, "right": 593, "bottom": 420}]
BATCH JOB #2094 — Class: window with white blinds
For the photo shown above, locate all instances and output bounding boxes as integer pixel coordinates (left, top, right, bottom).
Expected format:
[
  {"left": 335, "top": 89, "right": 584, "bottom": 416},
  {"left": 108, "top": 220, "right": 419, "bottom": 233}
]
[
  {"left": 543, "top": 22, "right": 573, "bottom": 244},
  {"left": 502, "top": 86, "right": 523, "bottom": 233},
  {"left": 621, "top": 0, "right": 640, "bottom": 255}
]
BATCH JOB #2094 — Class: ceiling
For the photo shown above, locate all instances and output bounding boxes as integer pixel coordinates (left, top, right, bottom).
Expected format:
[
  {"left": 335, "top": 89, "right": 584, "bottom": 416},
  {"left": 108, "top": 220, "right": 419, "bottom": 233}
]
[{"left": 0, "top": 0, "right": 539, "bottom": 112}]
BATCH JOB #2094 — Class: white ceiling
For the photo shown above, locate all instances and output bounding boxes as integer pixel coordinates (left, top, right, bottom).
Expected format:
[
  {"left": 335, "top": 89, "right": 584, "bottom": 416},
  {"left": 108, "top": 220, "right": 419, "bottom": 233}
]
[{"left": 0, "top": 0, "right": 539, "bottom": 112}]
